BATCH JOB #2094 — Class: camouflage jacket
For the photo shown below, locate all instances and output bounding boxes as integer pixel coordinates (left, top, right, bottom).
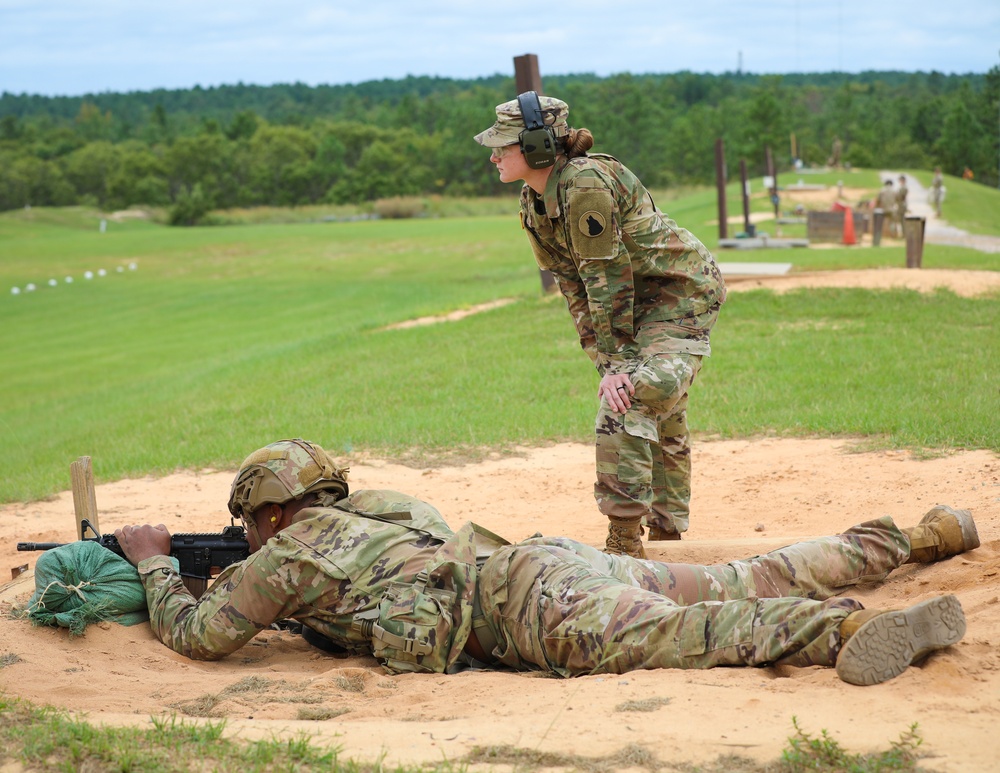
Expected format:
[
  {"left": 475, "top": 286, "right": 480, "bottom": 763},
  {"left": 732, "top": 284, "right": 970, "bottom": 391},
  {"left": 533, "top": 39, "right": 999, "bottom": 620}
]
[
  {"left": 138, "top": 489, "right": 496, "bottom": 674},
  {"left": 520, "top": 154, "right": 726, "bottom": 376},
  {"left": 877, "top": 188, "right": 897, "bottom": 211}
]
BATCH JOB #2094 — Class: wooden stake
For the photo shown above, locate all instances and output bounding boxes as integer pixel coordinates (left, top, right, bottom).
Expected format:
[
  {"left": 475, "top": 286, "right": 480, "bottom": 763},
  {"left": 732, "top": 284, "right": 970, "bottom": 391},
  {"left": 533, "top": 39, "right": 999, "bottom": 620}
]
[
  {"left": 70, "top": 456, "right": 100, "bottom": 539},
  {"left": 513, "top": 53, "right": 558, "bottom": 295}
]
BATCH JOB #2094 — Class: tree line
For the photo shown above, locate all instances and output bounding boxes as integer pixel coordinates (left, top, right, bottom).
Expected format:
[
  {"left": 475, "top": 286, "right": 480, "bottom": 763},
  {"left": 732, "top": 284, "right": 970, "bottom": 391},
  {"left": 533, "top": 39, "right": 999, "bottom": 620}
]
[{"left": 1, "top": 69, "right": 996, "bottom": 222}]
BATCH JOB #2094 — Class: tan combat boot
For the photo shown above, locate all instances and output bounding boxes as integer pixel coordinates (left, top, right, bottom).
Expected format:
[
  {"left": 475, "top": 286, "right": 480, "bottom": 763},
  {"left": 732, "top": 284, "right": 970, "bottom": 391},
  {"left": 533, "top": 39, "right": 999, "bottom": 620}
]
[
  {"left": 605, "top": 517, "right": 646, "bottom": 559},
  {"left": 647, "top": 524, "right": 682, "bottom": 541},
  {"left": 835, "top": 595, "right": 966, "bottom": 686},
  {"left": 903, "top": 505, "right": 980, "bottom": 563}
]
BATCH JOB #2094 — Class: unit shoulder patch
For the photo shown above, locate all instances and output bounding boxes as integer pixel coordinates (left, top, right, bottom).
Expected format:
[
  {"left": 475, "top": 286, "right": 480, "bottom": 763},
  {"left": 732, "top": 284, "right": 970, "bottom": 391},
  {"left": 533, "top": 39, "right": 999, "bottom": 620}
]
[
  {"left": 567, "top": 185, "right": 615, "bottom": 260},
  {"left": 579, "top": 211, "right": 607, "bottom": 237}
]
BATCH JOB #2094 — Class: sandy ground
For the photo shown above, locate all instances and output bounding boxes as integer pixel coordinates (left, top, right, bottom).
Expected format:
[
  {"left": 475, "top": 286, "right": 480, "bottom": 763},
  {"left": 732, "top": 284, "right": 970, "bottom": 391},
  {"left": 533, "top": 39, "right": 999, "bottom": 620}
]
[{"left": 1, "top": 268, "right": 998, "bottom": 771}]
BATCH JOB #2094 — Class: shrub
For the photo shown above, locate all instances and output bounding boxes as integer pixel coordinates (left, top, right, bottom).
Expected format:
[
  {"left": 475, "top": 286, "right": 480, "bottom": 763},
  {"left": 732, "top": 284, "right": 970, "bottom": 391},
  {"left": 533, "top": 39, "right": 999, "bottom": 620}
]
[{"left": 373, "top": 196, "right": 427, "bottom": 219}]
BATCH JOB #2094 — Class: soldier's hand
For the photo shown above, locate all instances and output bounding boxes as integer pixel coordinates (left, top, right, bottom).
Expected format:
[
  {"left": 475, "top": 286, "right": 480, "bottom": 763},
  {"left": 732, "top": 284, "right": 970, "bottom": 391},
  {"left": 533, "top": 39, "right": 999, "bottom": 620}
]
[
  {"left": 599, "top": 373, "right": 634, "bottom": 414},
  {"left": 115, "top": 524, "right": 171, "bottom": 565}
]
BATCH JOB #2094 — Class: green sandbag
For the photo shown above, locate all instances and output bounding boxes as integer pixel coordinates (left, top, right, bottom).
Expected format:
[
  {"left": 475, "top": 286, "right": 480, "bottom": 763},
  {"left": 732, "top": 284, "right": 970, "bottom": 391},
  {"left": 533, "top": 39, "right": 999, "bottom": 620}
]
[{"left": 21, "top": 541, "right": 170, "bottom": 635}]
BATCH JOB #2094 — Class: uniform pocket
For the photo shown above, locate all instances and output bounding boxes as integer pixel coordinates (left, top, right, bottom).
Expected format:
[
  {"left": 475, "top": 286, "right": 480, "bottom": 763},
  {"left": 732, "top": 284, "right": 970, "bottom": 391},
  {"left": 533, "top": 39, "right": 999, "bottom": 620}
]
[
  {"left": 354, "top": 579, "right": 456, "bottom": 674},
  {"left": 623, "top": 409, "right": 658, "bottom": 443}
]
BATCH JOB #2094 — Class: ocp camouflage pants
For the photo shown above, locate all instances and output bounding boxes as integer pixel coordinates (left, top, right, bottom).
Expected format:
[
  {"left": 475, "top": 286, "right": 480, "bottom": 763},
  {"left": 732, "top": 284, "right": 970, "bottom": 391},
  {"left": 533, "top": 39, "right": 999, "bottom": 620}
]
[
  {"left": 477, "top": 516, "right": 910, "bottom": 676},
  {"left": 595, "top": 342, "right": 702, "bottom": 535}
]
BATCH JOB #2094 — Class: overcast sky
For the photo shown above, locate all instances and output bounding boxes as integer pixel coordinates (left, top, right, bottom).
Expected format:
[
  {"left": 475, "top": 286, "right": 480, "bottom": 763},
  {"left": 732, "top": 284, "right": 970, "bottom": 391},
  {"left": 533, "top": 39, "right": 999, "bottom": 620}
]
[{"left": 2, "top": 1, "right": 997, "bottom": 97}]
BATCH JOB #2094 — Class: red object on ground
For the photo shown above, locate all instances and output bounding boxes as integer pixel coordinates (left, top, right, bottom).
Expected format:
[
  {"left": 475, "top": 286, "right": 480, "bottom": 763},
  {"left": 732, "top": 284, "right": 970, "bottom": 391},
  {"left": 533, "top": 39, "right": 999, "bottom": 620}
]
[{"left": 832, "top": 202, "right": 857, "bottom": 245}]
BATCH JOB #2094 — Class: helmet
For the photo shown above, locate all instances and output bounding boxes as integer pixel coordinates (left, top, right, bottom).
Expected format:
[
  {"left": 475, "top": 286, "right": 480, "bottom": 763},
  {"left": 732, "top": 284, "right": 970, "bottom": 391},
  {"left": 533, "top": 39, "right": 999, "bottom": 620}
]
[{"left": 228, "top": 438, "right": 349, "bottom": 521}]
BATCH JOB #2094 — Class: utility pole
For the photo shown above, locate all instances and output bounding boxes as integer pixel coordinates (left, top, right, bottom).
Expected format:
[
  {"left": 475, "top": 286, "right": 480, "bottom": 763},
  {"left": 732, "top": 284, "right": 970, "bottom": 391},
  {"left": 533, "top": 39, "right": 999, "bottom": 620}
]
[{"left": 513, "top": 54, "right": 557, "bottom": 293}]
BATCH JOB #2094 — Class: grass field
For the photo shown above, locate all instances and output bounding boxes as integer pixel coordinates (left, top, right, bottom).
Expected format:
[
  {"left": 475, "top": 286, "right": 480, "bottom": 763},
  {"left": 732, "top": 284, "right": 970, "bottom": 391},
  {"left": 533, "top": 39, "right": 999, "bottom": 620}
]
[
  {"left": 1, "top": 177, "right": 998, "bottom": 503},
  {"left": 1, "top": 178, "right": 996, "bottom": 773}
]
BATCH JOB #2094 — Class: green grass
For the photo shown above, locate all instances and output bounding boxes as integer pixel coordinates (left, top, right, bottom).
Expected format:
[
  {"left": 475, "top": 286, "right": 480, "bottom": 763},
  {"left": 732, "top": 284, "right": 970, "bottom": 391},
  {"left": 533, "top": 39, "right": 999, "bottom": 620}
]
[
  {"left": 780, "top": 716, "right": 925, "bottom": 772},
  {"left": 0, "top": 695, "right": 385, "bottom": 772},
  {"left": 702, "top": 286, "right": 998, "bottom": 450},
  {"left": 5, "top": 172, "right": 981, "bottom": 767},
  {"left": 1, "top": 176, "right": 998, "bottom": 503},
  {"left": 0, "top": 693, "right": 931, "bottom": 773}
]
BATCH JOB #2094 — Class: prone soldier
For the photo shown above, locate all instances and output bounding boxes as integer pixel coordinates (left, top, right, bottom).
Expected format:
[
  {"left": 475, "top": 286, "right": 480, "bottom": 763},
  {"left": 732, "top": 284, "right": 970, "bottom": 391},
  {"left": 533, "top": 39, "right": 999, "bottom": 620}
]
[{"left": 114, "top": 438, "right": 977, "bottom": 686}]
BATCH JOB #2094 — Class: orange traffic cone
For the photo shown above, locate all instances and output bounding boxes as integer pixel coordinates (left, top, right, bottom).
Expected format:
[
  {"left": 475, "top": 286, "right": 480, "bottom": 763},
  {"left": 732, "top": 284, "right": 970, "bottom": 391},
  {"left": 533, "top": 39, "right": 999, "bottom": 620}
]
[{"left": 842, "top": 208, "right": 857, "bottom": 245}]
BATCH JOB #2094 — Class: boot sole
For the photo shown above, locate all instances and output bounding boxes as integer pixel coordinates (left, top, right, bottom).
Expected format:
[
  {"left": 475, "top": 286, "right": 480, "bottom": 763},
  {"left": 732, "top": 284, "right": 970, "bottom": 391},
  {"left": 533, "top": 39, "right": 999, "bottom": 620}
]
[{"left": 835, "top": 595, "right": 965, "bottom": 686}]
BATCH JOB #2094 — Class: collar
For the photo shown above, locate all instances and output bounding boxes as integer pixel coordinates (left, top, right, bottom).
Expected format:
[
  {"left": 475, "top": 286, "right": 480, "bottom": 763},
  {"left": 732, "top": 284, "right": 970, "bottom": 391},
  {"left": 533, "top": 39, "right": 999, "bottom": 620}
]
[{"left": 537, "top": 156, "right": 571, "bottom": 219}]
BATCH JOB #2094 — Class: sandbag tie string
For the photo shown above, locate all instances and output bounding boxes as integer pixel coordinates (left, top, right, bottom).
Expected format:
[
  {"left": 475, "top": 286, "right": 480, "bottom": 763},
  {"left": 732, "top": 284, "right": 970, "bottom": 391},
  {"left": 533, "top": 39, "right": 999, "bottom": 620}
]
[{"left": 28, "top": 579, "right": 95, "bottom": 611}]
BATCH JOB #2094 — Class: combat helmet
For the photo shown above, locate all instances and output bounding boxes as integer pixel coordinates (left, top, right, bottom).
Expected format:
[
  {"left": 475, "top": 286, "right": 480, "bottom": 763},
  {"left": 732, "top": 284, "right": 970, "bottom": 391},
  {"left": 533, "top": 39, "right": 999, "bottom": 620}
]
[{"left": 228, "top": 438, "right": 349, "bottom": 522}]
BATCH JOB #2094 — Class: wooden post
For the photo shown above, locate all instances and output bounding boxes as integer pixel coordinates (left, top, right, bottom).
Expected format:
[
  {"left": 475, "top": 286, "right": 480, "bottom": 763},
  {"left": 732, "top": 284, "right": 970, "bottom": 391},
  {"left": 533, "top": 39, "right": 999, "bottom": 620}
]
[
  {"left": 739, "top": 159, "right": 751, "bottom": 235},
  {"left": 70, "top": 456, "right": 100, "bottom": 539},
  {"left": 513, "top": 54, "right": 542, "bottom": 96},
  {"left": 513, "top": 54, "right": 557, "bottom": 294},
  {"left": 872, "top": 209, "right": 884, "bottom": 246},
  {"left": 904, "top": 216, "right": 925, "bottom": 268},
  {"left": 714, "top": 139, "right": 728, "bottom": 240}
]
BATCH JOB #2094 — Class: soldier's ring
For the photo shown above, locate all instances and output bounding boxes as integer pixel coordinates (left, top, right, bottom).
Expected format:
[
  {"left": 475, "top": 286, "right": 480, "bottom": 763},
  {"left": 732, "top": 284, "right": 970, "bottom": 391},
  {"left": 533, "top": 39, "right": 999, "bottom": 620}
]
[{"left": 616, "top": 386, "right": 626, "bottom": 391}]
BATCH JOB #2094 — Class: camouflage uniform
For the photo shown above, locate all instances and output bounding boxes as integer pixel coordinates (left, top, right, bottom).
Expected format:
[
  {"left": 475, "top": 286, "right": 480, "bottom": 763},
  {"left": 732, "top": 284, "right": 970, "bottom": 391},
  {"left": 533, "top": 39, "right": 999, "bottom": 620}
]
[
  {"left": 876, "top": 181, "right": 897, "bottom": 237},
  {"left": 519, "top": 152, "right": 726, "bottom": 537},
  {"left": 138, "top": 489, "right": 484, "bottom": 671},
  {"left": 138, "top": 500, "right": 911, "bottom": 675},
  {"left": 895, "top": 176, "right": 909, "bottom": 235},
  {"left": 477, "top": 516, "right": 908, "bottom": 674},
  {"left": 930, "top": 171, "right": 944, "bottom": 217}
]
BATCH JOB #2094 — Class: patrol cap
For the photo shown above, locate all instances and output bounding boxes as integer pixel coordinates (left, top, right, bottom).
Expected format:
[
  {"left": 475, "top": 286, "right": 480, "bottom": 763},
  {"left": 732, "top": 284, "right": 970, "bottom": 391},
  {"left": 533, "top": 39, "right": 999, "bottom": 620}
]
[
  {"left": 228, "top": 438, "right": 349, "bottom": 521},
  {"left": 473, "top": 95, "right": 570, "bottom": 148}
]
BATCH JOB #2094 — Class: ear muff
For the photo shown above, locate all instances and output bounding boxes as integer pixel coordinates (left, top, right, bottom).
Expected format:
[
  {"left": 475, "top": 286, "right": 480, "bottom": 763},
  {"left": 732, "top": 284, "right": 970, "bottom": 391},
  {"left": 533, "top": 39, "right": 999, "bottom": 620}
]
[{"left": 517, "top": 91, "right": 557, "bottom": 170}]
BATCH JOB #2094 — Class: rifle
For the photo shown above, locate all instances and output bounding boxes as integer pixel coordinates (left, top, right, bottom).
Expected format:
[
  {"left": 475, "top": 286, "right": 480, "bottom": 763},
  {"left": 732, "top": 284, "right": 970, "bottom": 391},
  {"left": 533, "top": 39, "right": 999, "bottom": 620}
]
[
  {"left": 17, "top": 454, "right": 250, "bottom": 597},
  {"left": 17, "top": 518, "right": 250, "bottom": 598}
]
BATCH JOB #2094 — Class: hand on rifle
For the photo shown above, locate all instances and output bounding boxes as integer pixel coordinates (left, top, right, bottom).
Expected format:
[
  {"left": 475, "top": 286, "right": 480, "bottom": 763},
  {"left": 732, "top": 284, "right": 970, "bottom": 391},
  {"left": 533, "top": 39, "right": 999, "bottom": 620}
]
[{"left": 115, "top": 524, "right": 172, "bottom": 565}]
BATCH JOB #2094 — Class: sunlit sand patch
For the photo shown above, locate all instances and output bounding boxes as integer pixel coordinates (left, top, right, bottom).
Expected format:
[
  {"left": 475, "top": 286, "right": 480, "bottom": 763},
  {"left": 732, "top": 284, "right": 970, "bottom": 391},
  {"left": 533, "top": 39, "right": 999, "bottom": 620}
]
[{"left": 381, "top": 298, "right": 517, "bottom": 330}]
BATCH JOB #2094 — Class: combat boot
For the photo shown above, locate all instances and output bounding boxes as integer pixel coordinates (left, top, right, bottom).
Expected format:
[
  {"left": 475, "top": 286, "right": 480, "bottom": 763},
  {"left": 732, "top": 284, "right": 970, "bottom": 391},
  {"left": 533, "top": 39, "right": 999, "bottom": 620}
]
[
  {"left": 835, "top": 595, "right": 966, "bottom": 686},
  {"left": 605, "top": 517, "right": 646, "bottom": 559},
  {"left": 647, "top": 524, "right": 682, "bottom": 541},
  {"left": 903, "top": 505, "right": 980, "bottom": 563}
]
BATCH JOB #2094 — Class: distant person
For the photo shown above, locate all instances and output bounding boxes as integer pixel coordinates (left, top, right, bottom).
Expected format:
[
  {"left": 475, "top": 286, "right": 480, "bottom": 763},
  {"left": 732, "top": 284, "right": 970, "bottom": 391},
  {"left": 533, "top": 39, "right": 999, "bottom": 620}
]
[
  {"left": 876, "top": 179, "right": 897, "bottom": 237},
  {"left": 828, "top": 136, "right": 843, "bottom": 168},
  {"left": 895, "top": 174, "right": 909, "bottom": 235},
  {"left": 115, "top": 438, "right": 978, "bottom": 686},
  {"left": 472, "top": 93, "right": 726, "bottom": 558},
  {"left": 962, "top": 167, "right": 974, "bottom": 181},
  {"left": 930, "top": 168, "right": 945, "bottom": 217}
]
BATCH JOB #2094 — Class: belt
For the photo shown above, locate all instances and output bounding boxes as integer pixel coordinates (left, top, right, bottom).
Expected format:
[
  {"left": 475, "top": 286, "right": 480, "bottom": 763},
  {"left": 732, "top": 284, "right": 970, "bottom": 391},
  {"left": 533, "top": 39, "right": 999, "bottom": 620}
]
[{"left": 464, "top": 588, "right": 499, "bottom": 665}]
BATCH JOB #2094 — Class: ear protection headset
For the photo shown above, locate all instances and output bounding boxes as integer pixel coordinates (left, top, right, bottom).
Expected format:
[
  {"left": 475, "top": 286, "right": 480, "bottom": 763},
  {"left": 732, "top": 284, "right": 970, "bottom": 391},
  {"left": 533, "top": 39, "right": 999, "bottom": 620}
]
[{"left": 517, "top": 90, "right": 557, "bottom": 169}]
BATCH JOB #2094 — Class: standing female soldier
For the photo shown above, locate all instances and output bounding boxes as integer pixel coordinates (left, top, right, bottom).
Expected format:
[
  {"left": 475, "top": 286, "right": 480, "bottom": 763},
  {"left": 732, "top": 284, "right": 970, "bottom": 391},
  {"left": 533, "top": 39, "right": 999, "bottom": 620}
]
[{"left": 474, "top": 93, "right": 726, "bottom": 558}]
